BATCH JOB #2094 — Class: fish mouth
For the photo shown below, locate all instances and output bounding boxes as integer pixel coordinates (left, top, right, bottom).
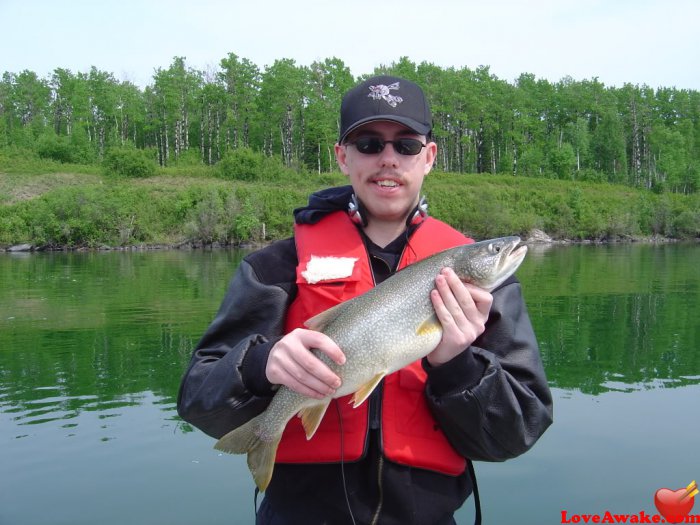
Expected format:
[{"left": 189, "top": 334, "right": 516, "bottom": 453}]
[
  {"left": 507, "top": 243, "right": 528, "bottom": 268},
  {"left": 501, "top": 240, "right": 527, "bottom": 271},
  {"left": 485, "top": 238, "right": 527, "bottom": 290}
]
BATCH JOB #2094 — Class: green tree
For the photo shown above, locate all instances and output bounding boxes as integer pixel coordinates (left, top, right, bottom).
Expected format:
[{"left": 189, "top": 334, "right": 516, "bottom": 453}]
[
  {"left": 218, "top": 53, "right": 260, "bottom": 150},
  {"left": 150, "top": 57, "right": 202, "bottom": 165},
  {"left": 85, "top": 67, "right": 120, "bottom": 157},
  {"left": 548, "top": 142, "right": 577, "bottom": 179},
  {"left": 1, "top": 70, "right": 51, "bottom": 148},
  {"left": 257, "top": 59, "right": 308, "bottom": 167},
  {"left": 591, "top": 108, "right": 627, "bottom": 182},
  {"left": 305, "top": 57, "right": 353, "bottom": 172},
  {"left": 198, "top": 80, "right": 227, "bottom": 165}
]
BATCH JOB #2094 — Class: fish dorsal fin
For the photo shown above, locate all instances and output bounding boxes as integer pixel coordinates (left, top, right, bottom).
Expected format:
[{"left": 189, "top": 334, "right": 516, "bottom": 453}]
[
  {"left": 416, "top": 314, "right": 442, "bottom": 337},
  {"left": 304, "top": 301, "right": 351, "bottom": 332},
  {"left": 298, "top": 400, "right": 331, "bottom": 440},
  {"left": 350, "top": 372, "right": 386, "bottom": 408}
]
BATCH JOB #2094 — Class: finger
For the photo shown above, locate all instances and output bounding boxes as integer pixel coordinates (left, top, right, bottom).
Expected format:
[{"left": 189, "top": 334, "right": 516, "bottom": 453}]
[
  {"left": 462, "top": 283, "right": 493, "bottom": 315},
  {"left": 431, "top": 287, "right": 461, "bottom": 331},
  {"left": 442, "top": 269, "right": 495, "bottom": 323},
  {"left": 285, "top": 329, "right": 345, "bottom": 388},
  {"left": 300, "top": 330, "right": 346, "bottom": 366},
  {"left": 290, "top": 345, "right": 342, "bottom": 390},
  {"left": 284, "top": 370, "right": 336, "bottom": 399},
  {"left": 442, "top": 268, "right": 476, "bottom": 303},
  {"left": 430, "top": 287, "right": 450, "bottom": 320},
  {"left": 268, "top": 346, "right": 339, "bottom": 398},
  {"left": 435, "top": 270, "right": 474, "bottom": 321}
]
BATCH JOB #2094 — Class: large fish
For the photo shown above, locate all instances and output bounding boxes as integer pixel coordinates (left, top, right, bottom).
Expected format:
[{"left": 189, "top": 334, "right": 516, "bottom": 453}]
[{"left": 215, "top": 236, "right": 528, "bottom": 491}]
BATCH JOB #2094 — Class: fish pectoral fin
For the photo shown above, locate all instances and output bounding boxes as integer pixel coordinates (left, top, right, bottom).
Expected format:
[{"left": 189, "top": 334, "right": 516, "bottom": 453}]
[
  {"left": 351, "top": 372, "right": 386, "bottom": 408},
  {"left": 299, "top": 400, "right": 331, "bottom": 440},
  {"left": 416, "top": 314, "right": 442, "bottom": 337}
]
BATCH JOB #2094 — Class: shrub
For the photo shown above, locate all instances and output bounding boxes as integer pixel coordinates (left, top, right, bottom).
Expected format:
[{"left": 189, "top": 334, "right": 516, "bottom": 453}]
[
  {"left": 184, "top": 189, "right": 229, "bottom": 245},
  {"left": 217, "top": 148, "right": 264, "bottom": 181},
  {"left": 217, "top": 148, "right": 289, "bottom": 182},
  {"left": 35, "top": 133, "right": 74, "bottom": 163},
  {"left": 672, "top": 210, "right": 700, "bottom": 238},
  {"left": 103, "top": 146, "right": 156, "bottom": 178},
  {"left": 173, "top": 148, "right": 204, "bottom": 167}
]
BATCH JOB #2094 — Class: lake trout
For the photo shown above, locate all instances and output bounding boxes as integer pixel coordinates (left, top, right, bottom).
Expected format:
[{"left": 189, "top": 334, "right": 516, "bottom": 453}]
[{"left": 214, "top": 236, "right": 528, "bottom": 491}]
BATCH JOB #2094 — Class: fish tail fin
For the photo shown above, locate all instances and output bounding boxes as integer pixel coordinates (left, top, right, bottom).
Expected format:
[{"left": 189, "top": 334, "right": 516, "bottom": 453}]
[
  {"left": 247, "top": 435, "right": 281, "bottom": 492},
  {"left": 213, "top": 415, "right": 280, "bottom": 492},
  {"left": 214, "top": 415, "right": 262, "bottom": 454}
]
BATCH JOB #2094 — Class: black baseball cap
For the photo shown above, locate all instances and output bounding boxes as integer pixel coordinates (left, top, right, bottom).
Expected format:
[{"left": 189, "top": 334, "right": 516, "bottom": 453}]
[{"left": 339, "top": 75, "right": 432, "bottom": 143}]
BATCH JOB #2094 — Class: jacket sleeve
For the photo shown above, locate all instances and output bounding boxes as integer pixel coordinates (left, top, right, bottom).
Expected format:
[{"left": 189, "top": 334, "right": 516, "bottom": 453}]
[
  {"left": 423, "top": 276, "right": 553, "bottom": 462},
  {"left": 176, "top": 243, "right": 296, "bottom": 439}
]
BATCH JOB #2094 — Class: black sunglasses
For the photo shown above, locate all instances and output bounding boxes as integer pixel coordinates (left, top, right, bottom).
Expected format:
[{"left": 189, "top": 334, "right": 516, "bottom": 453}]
[{"left": 346, "top": 136, "right": 426, "bottom": 156}]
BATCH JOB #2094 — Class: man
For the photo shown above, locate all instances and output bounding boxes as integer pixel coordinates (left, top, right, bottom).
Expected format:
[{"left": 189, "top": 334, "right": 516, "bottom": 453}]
[{"left": 177, "top": 75, "right": 552, "bottom": 524}]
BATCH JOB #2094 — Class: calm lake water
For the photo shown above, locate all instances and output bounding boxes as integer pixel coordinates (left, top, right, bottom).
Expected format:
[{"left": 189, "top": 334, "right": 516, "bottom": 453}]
[{"left": 1, "top": 243, "right": 698, "bottom": 525}]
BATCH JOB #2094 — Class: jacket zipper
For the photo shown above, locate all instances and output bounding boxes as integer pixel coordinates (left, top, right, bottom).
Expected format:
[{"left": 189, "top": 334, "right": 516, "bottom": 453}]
[{"left": 370, "top": 453, "right": 385, "bottom": 525}]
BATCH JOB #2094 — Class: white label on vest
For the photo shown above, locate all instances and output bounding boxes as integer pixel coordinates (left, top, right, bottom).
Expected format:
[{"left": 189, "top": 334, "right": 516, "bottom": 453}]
[{"left": 301, "top": 256, "right": 358, "bottom": 284}]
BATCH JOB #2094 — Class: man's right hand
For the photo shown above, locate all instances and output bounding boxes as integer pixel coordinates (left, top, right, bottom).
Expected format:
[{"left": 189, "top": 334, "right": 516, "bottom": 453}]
[{"left": 266, "top": 328, "right": 345, "bottom": 399}]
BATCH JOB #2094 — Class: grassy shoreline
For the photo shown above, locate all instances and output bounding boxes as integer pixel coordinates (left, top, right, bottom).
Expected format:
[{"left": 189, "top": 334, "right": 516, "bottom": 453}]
[{"left": 1, "top": 165, "right": 699, "bottom": 251}]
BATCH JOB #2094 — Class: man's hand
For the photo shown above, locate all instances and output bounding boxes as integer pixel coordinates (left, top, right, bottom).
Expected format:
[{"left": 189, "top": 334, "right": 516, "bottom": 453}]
[
  {"left": 266, "top": 328, "right": 345, "bottom": 399},
  {"left": 427, "top": 267, "right": 493, "bottom": 366}
]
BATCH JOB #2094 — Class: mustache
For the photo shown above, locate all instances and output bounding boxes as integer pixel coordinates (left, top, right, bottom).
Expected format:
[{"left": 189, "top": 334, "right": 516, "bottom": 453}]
[{"left": 369, "top": 171, "right": 404, "bottom": 183}]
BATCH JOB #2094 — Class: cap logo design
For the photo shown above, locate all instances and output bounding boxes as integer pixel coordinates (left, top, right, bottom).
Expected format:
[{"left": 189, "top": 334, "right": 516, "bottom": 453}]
[
  {"left": 339, "top": 76, "right": 431, "bottom": 143},
  {"left": 367, "top": 82, "right": 403, "bottom": 107}
]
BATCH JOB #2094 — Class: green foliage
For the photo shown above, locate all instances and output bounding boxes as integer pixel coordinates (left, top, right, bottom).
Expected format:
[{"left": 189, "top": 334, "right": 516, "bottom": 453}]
[
  {"left": 673, "top": 209, "right": 700, "bottom": 237},
  {"left": 172, "top": 148, "right": 204, "bottom": 167},
  {"left": 217, "top": 147, "right": 264, "bottom": 181},
  {"left": 424, "top": 173, "right": 699, "bottom": 242},
  {"left": 102, "top": 146, "right": 156, "bottom": 178},
  {"left": 35, "top": 132, "right": 74, "bottom": 163},
  {"left": 2, "top": 56, "right": 700, "bottom": 195},
  {"left": 1, "top": 167, "right": 699, "bottom": 250},
  {"left": 1, "top": 186, "right": 126, "bottom": 247},
  {"left": 34, "top": 131, "right": 94, "bottom": 164},
  {"left": 548, "top": 143, "right": 577, "bottom": 179},
  {"left": 216, "top": 147, "right": 288, "bottom": 182},
  {"left": 0, "top": 145, "right": 99, "bottom": 175},
  {"left": 183, "top": 189, "right": 233, "bottom": 245}
]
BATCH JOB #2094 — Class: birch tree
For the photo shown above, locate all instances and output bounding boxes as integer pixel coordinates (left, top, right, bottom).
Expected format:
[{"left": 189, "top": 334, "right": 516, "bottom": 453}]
[
  {"left": 305, "top": 57, "right": 353, "bottom": 172},
  {"left": 219, "top": 53, "right": 260, "bottom": 150},
  {"left": 257, "top": 59, "right": 308, "bottom": 167}
]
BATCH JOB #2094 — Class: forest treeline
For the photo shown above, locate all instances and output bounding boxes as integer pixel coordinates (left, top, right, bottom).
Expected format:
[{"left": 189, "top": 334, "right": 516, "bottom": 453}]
[{"left": 1, "top": 54, "right": 699, "bottom": 193}]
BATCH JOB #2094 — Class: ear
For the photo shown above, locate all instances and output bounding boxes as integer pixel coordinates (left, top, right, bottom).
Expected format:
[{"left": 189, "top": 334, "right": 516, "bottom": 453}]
[
  {"left": 335, "top": 143, "right": 350, "bottom": 176},
  {"left": 424, "top": 141, "right": 437, "bottom": 175}
]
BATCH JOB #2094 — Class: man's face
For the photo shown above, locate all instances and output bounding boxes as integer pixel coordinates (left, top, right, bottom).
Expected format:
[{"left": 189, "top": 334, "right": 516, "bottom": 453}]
[{"left": 335, "top": 121, "right": 437, "bottom": 226}]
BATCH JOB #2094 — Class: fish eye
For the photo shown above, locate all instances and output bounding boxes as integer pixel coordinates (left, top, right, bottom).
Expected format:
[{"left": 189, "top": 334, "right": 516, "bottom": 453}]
[{"left": 488, "top": 243, "right": 500, "bottom": 254}]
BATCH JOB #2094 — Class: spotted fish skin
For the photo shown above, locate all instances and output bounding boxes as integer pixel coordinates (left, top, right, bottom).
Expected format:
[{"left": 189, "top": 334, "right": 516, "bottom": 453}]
[{"left": 214, "top": 236, "right": 527, "bottom": 491}]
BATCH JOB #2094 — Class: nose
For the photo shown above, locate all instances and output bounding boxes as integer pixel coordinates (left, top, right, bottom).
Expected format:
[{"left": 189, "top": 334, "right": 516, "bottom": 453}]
[{"left": 377, "top": 141, "right": 400, "bottom": 168}]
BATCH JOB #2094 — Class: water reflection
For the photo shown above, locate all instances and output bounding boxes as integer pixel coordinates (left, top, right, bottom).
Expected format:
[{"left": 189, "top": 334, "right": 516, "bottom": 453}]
[
  {"left": 1, "top": 250, "right": 248, "bottom": 427},
  {"left": 0, "top": 245, "right": 698, "bottom": 525},
  {"left": 518, "top": 242, "right": 699, "bottom": 394},
  {"left": 1, "top": 245, "right": 698, "bottom": 421}
]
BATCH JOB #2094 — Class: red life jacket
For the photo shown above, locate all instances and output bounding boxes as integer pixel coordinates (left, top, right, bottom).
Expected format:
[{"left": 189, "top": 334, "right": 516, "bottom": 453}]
[{"left": 277, "top": 210, "right": 473, "bottom": 476}]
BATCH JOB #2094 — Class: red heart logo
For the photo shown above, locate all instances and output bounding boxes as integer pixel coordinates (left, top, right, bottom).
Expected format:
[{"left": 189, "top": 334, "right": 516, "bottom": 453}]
[{"left": 654, "top": 487, "right": 695, "bottom": 523}]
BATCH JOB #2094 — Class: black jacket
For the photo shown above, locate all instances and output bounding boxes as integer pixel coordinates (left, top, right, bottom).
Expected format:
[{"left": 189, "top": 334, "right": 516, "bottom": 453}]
[{"left": 177, "top": 186, "right": 553, "bottom": 525}]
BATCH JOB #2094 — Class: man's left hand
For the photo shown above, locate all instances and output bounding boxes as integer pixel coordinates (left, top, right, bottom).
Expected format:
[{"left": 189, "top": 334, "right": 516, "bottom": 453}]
[{"left": 427, "top": 267, "right": 493, "bottom": 366}]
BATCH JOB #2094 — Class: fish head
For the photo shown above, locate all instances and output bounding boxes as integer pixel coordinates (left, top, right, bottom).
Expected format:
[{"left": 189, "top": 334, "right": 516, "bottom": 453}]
[{"left": 452, "top": 236, "right": 527, "bottom": 291}]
